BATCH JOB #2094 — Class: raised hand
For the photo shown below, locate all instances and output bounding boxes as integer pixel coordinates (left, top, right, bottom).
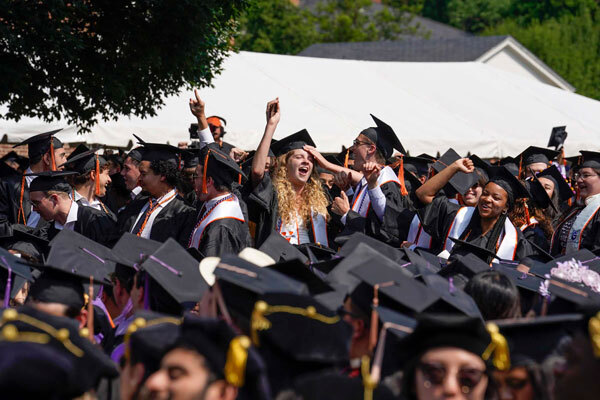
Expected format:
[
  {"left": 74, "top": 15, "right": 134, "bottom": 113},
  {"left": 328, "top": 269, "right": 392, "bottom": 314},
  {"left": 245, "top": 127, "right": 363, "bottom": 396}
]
[
  {"left": 331, "top": 191, "right": 350, "bottom": 216},
  {"left": 453, "top": 158, "right": 475, "bottom": 174},
  {"left": 303, "top": 145, "right": 327, "bottom": 167},
  {"left": 230, "top": 147, "right": 249, "bottom": 163},
  {"left": 266, "top": 98, "right": 280, "bottom": 126},
  {"left": 334, "top": 171, "right": 353, "bottom": 192},
  {"left": 363, "top": 162, "right": 382, "bottom": 189},
  {"left": 189, "top": 89, "right": 205, "bottom": 120}
]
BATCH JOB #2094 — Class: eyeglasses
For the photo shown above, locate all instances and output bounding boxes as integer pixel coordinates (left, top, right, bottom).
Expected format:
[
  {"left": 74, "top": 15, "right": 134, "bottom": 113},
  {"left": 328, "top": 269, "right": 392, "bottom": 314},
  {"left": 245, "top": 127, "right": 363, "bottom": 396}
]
[
  {"left": 418, "top": 362, "right": 486, "bottom": 393},
  {"left": 352, "top": 139, "right": 372, "bottom": 148},
  {"left": 574, "top": 172, "right": 599, "bottom": 181},
  {"left": 30, "top": 195, "right": 50, "bottom": 208}
]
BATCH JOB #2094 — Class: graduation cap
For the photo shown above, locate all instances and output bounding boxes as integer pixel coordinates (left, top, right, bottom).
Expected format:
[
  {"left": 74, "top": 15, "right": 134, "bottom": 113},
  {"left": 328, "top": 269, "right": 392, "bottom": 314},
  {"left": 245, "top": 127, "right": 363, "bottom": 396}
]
[
  {"left": 134, "top": 135, "right": 187, "bottom": 167},
  {"left": 0, "top": 225, "right": 49, "bottom": 262},
  {"left": 441, "top": 253, "right": 492, "bottom": 290},
  {"left": 0, "top": 247, "right": 34, "bottom": 305},
  {"left": 123, "top": 310, "right": 181, "bottom": 376},
  {"left": 127, "top": 146, "right": 145, "bottom": 163},
  {"left": 27, "top": 170, "right": 78, "bottom": 193},
  {"left": 0, "top": 151, "right": 28, "bottom": 171},
  {"left": 258, "top": 231, "right": 309, "bottom": 264},
  {"left": 336, "top": 147, "right": 354, "bottom": 168},
  {"left": 66, "top": 143, "right": 90, "bottom": 161},
  {"left": 432, "top": 148, "right": 477, "bottom": 196},
  {"left": 139, "top": 238, "right": 209, "bottom": 313},
  {"left": 337, "top": 232, "right": 407, "bottom": 265},
  {"left": 469, "top": 154, "right": 492, "bottom": 182},
  {"left": 565, "top": 155, "right": 582, "bottom": 169},
  {"left": 12, "top": 129, "right": 63, "bottom": 168},
  {"left": 363, "top": 114, "right": 406, "bottom": 159},
  {"left": 529, "top": 249, "right": 600, "bottom": 278},
  {"left": 60, "top": 148, "right": 108, "bottom": 195},
  {"left": 421, "top": 273, "right": 482, "bottom": 318},
  {"left": 492, "top": 263, "right": 543, "bottom": 294},
  {"left": 547, "top": 126, "right": 568, "bottom": 150},
  {"left": 110, "top": 232, "right": 162, "bottom": 286},
  {"left": 498, "top": 156, "right": 519, "bottom": 177},
  {"left": 0, "top": 306, "right": 118, "bottom": 397},
  {"left": 536, "top": 165, "right": 573, "bottom": 204},
  {"left": 518, "top": 146, "right": 559, "bottom": 169},
  {"left": 198, "top": 143, "right": 246, "bottom": 193},
  {"left": 177, "top": 314, "right": 270, "bottom": 399},
  {"left": 492, "top": 314, "right": 582, "bottom": 364},
  {"left": 525, "top": 176, "right": 554, "bottom": 211},
  {"left": 270, "top": 129, "right": 316, "bottom": 157},
  {"left": 487, "top": 166, "right": 530, "bottom": 207},
  {"left": 403, "top": 155, "right": 431, "bottom": 177},
  {"left": 448, "top": 237, "right": 502, "bottom": 265},
  {"left": 267, "top": 259, "right": 334, "bottom": 295},
  {"left": 296, "top": 242, "right": 338, "bottom": 264},
  {"left": 182, "top": 151, "right": 199, "bottom": 169},
  {"left": 580, "top": 150, "right": 600, "bottom": 170},
  {"left": 289, "top": 371, "right": 397, "bottom": 400}
]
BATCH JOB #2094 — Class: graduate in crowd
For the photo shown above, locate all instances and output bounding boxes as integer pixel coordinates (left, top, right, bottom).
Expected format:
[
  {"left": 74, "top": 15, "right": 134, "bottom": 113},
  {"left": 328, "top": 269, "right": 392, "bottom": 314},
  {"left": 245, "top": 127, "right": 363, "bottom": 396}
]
[
  {"left": 247, "top": 99, "right": 331, "bottom": 247},
  {"left": 415, "top": 158, "right": 534, "bottom": 262},
  {"left": 60, "top": 146, "right": 116, "bottom": 220},
  {"left": 187, "top": 143, "right": 252, "bottom": 256},
  {"left": 306, "top": 114, "right": 410, "bottom": 246},
  {"left": 550, "top": 151, "right": 600, "bottom": 255},
  {"left": 518, "top": 146, "right": 559, "bottom": 179},
  {"left": 0, "top": 130, "right": 67, "bottom": 235},
  {"left": 117, "top": 141, "right": 196, "bottom": 246},
  {"left": 28, "top": 171, "right": 118, "bottom": 245}
]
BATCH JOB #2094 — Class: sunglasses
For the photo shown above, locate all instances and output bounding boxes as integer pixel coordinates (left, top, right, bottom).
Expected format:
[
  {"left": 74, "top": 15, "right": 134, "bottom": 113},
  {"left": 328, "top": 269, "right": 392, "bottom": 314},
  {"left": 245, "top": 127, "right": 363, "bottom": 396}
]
[
  {"left": 418, "top": 362, "right": 486, "bottom": 392},
  {"left": 352, "top": 139, "right": 372, "bottom": 148}
]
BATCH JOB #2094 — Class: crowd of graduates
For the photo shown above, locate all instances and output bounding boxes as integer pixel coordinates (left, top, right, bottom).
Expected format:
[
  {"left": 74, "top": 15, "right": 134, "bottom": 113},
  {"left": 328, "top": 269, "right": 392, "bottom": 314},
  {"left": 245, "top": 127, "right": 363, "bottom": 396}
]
[{"left": 0, "top": 90, "right": 599, "bottom": 400}]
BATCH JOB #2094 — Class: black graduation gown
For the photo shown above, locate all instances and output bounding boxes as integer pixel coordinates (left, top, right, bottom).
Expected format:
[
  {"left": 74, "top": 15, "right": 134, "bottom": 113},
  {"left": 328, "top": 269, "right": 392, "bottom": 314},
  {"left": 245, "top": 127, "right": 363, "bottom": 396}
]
[
  {"left": 417, "top": 196, "right": 534, "bottom": 261},
  {"left": 522, "top": 224, "right": 550, "bottom": 253},
  {"left": 75, "top": 197, "right": 117, "bottom": 222},
  {"left": 117, "top": 194, "right": 196, "bottom": 246},
  {"left": 341, "top": 180, "right": 410, "bottom": 247},
  {"left": 196, "top": 218, "right": 252, "bottom": 257},
  {"left": 550, "top": 205, "right": 600, "bottom": 256},
  {"left": 245, "top": 173, "right": 333, "bottom": 248},
  {"left": 35, "top": 205, "right": 119, "bottom": 246},
  {"left": 0, "top": 172, "right": 50, "bottom": 236}
]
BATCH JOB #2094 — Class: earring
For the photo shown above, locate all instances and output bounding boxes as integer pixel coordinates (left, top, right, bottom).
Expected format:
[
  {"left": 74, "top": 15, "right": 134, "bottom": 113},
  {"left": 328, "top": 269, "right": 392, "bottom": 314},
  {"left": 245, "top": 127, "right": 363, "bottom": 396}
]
[
  {"left": 423, "top": 381, "right": 431, "bottom": 389},
  {"left": 461, "top": 386, "right": 470, "bottom": 394}
]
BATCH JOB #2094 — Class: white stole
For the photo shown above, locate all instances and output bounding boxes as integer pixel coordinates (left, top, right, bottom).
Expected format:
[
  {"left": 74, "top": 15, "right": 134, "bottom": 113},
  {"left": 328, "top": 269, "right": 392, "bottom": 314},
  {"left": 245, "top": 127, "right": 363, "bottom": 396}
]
[
  {"left": 519, "top": 216, "right": 538, "bottom": 231},
  {"left": 189, "top": 194, "right": 245, "bottom": 249},
  {"left": 443, "top": 207, "right": 519, "bottom": 263},
  {"left": 278, "top": 212, "right": 328, "bottom": 246},
  {"left": 566, "top": 194, "right": 600, "bottom": 254},
  {"left": 350, "top": 166, "right": 400, "bottom": 217},
  {"left": 407, "top": 214, "right": 432, "bottom": 249}
]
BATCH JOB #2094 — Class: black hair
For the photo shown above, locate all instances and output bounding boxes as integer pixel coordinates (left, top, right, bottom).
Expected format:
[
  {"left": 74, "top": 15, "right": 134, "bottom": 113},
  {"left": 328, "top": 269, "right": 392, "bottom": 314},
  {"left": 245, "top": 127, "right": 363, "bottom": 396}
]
[
  {"left": 115, "top": 264, "right": 136, "bottom": 294},
  {"left": 465, "top": 271, "right": 521, "bottom": 321},
  {"left": 149, "top": 160, "right": 180, "bottom": 188}
]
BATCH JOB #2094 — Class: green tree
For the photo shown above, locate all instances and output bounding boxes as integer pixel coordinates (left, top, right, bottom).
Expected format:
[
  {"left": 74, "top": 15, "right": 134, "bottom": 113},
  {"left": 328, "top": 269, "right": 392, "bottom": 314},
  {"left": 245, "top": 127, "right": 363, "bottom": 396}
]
[
  {"left": 509, "top": 0, "right": 598, "bottom": 25},
  {"left": 235, "top": 0, "right": 319, "bottom": 54},
  {"left": 446, "top": 0, "right": 511, "bottom": 33},
  {"left": 0, "top": 0, "right": 247, "bottom": 131}
]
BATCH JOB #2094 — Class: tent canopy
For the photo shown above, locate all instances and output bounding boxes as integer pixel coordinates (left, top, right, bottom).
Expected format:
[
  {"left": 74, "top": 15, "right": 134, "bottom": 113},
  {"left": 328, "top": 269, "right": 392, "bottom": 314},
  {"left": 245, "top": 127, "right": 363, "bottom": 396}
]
[{"left": 2, "top": 51, "right": 599, "bottom": 157}]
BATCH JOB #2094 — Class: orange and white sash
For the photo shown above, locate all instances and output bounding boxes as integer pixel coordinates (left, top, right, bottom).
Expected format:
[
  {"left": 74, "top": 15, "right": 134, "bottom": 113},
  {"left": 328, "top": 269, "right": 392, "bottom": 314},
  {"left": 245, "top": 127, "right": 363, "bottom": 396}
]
[
  {"left": 443, "top": 207, "right": 519, "bottom": 263},
  {"left": 350, "top": 166, "right": 400, "bottom": 217},
  {"left": 519, "top": 216, "right": 538, "bottom": 231},
  {"left": 278, "top": 212, "right": 328, "bottom": 246},
  {"left": 407, "top": 214, "right": 432, "bottom": 249},
  {"left": 188, "top": 194, "right": 245, "bottom": 249}
]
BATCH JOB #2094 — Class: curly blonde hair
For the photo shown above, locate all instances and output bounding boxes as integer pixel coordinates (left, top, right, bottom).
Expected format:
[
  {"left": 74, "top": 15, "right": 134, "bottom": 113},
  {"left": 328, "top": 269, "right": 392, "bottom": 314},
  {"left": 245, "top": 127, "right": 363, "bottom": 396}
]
[{"left": 273, "top": 153, "right": 330, "bottom": 225}]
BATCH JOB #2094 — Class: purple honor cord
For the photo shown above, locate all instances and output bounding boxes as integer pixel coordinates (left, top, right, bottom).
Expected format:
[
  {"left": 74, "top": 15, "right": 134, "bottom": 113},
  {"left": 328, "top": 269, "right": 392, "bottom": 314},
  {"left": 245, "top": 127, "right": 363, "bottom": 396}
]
[
  {"left": 82, "top": 247, "right": 106, "bottom": 264},
  {"left": 149, "top": 255, "right": 182, "bottom": 276},
  {"left": 1, "top": 256, "right": 11, "bottom": 307}
]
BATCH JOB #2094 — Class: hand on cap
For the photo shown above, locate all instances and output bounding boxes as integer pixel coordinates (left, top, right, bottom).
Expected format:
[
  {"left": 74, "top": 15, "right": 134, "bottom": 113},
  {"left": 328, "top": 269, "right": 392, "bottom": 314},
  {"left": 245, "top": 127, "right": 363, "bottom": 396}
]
[
  {"left": 364, "top": 162, "right": 381, "bottom": 189},
  {"left": 334, "top": 171, "right": 353, "bottom": 192},
  {"left": 303, "top": 145, "right": 326, "bottom": 167},
  {"left": 230, "top": 147, "right": 248, "bottom": 163},
  {"left": 332, "top": 191, "right": 350, "bottom": 216},
  {"left": 453, "top": 158, "right": 474, "bottom": 174},
  {"left": 266, "top": 98, "right": 280, "bottom": 126}
]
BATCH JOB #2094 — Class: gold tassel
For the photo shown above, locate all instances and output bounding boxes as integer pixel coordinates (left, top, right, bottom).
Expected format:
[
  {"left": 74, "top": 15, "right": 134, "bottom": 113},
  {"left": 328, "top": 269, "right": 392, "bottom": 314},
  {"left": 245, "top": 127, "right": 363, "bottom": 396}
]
[
  {"left": 250, "top": 301, "right": 271, "bottom": 346},
  {"left": 344, "top": 148, "right": 350, "bottom": 168},
  {"left": 481, "top": 323, "right": 510, "bottom": 371},
  {"left": 589, "top": 312, "right": 600, "bottom": 358},
  {"left": 224, "top": 336, "right": 251, "bottom": 387},
  {"left": 361, "top": 356, "right": 377, "bottom": 400}
]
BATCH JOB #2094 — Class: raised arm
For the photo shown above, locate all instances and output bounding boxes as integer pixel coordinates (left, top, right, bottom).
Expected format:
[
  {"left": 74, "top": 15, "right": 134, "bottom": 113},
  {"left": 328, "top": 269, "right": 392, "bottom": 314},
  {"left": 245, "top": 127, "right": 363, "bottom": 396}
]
[
  {"left": 251, "top": 98, "right": 280, "bottom": 185},
  {"left": 189, "top": 89, "right": 212, "bottom": 148},
  {"left": 303, "top": 145, "right": 363, "bottom": 186},
  {"left": 416, "top": 158, "right": 474, "bottom": 205}
]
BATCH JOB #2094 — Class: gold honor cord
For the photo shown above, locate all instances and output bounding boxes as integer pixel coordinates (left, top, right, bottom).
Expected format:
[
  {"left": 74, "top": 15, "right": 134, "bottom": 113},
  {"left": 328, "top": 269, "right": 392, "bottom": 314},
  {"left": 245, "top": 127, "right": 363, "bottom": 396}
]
[
  {"left": 482, "top": 322, "right": 510, "bottom": 371},
  {"left": 124, "top": 316, "right": 182, "bottom": 363},
  {"left": 224, "top": 336, "right": 251, "bottom": 387},
  {"left": 589, "top": 312, "right": 600, "bottom": 358},
  {"left": 251, "top": 300, "right": 340, "bottom": 346}
]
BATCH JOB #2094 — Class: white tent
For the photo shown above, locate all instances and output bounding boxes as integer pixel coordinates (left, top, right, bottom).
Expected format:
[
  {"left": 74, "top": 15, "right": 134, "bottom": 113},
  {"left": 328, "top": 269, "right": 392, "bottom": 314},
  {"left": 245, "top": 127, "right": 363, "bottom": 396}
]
[{"left": 2, "top": 51, "right": 599, "bottom": 157}]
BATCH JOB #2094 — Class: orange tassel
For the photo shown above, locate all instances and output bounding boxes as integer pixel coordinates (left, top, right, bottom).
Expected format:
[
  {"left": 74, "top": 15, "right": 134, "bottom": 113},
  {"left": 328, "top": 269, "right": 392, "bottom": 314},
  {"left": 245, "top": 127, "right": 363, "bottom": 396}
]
[
  {"left": 397, "top": 155, "right": 408, "bottom": 196},
  {"left": 18, "top": 174, "right": 26, "bottom": 224},
  {"left": 202, "top": 150, "right": 210, "bottom": 194},
  {"left": 561, "top": 148, "right": 566, "bottom": 166},
  {"left": 238, "top": 173, "right": 242, "bottom": 184},
  {"left": 524, "top": 202, "right": 530, "bottom": 224},
  {"left": 518, "top": 155, "right": 523, "bottom": 179},
  {"left": 50, "top": 141, "right": 56, "bottom": 171},
  {"left": 95, "top": 154, "right": 101, "bottom": 196},
  {"left": 343, "top": 149, "right": 350, "bottom": 169}
]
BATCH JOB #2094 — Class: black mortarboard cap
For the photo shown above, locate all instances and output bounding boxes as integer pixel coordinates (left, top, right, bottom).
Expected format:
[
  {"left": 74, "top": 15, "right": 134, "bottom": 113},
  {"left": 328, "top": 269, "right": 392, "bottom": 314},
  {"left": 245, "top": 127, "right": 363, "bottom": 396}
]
[
  {"left": 290, "top": 371, "right": 397, "bottom": 400},
  {"left": 13, "top": 129, "right": 63, "bottom": 160},
  {"left": 183, "top": 151, "right": 199, "bottom": 169},
  {"left": 110, "top": 232, "right": 161, "bottom": 269},
  {"left": 0, "top": 247, "right": 34, "bottom": 302},
  {"left": 349, "top": 258, "right": 440, "bottom": 316},
  {"left": 529, "top": 249, "right": 600, "bottom": 278},
  {"left": 403, "top": 155, "right": 431, "bottom": 177},
  {"left": 432, "top": 148, "right": 477, "bottom": 196},
  {"left": 536, "top": 165, "right": 573, "bottom": 204},
  {"left": 124, "top": 310, "right": 181, "bottom": 377},
  {"left": 296, "top": 243, "right": 337, "bottom": 263},
  {"left": 258, "top": 231, "right": 309, "bottom": 264},
  {"left": 127, "top": 146, "right": 145, "bottom": 162},
  {"left": 337, "top": 232, "right": 407, "bottom": 264},
  {"left": 448, "top": 237, "right": 502, "bottom": 265},
  {"left": 134, "top": 135, "right": 186, "bottom": 166},
  {"left": 27, "top": 170, "right": 77, "bottom": 193},
  {"left": 0, "top": 225, "right": 49, "bottom": 262},
  {"left": 139, "top": 238, "right": 208, "bottom": 309},
  {"left": 359, "top": 115, "right": 405, "bottom": 160},
  {"left": 469, "top": 154, "right": 491, "bottom": 182},
  {"left": 199, "top": 143, "right": 246, "bottom": 188},
  {"left": 442, "top": 252, "right": 491, "bottom": 284},
  {"left": 396, "top": 313, "right": 491, "bottom": 364},
  {"left": 421, "top": 273, "right": 482, "bottom": 318},
  {"left": 60, "top": 148, "right": 107, "bottom": 175},
  {"left": 270, "top": 129, "right": 315, "bottom": 157},
  {"left": 565, "top": 155, "right": 582, "bottom": 169},
  {"left": 547, "top": 126, "right": 568, "bottom": 150},
  {"left": 66, "top": 143, "right": 89, "bottom": 161},
  {"left": 492, "top": 263, "right": 543, "bottom": 294},
  {"left": 335, "top": 147, "right": 354, "bottom": 168},
  {"left": 372, "top": 305, "right": 417, "bottom": 378},
  {"left": 487, "top": 166, "right": 530, "bottom": 207},
  {"left": 267, "top": 259, "right": 334, "bottom": 295},
  {"left": 48, "top": 229, "right": 115, "bottom": 278},
  {"left": 493, "top": 314, "right": 582, "bottom": 364},
  {"left": 519, "top": 146, "right": 559, "bottom": 166},
  {"left": 580, "top": 150, "right": 600, "bottom": 170},
  {"left": 499, "top": 156, "right": 519, "bottom": 177},
  {"left": 524, "top": 176, "right": 554, "bottom": 210}
]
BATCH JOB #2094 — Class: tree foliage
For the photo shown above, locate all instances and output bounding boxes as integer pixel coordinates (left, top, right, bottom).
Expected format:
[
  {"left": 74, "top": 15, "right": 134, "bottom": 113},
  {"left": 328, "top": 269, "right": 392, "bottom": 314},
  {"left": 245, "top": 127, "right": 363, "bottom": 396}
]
[
  {"left": 0, "top": 0, "right": 247, "bottom": 131},
  {"left": 446, "top": 0, "right": 511, "bottom": 33}
]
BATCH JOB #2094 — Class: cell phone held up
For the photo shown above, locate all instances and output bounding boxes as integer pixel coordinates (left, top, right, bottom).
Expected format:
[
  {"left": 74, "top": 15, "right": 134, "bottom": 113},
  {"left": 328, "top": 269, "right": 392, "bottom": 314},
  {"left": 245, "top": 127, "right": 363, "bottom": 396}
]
[{"left": 189, "top": 123, "right": 199, "bottom": 140}]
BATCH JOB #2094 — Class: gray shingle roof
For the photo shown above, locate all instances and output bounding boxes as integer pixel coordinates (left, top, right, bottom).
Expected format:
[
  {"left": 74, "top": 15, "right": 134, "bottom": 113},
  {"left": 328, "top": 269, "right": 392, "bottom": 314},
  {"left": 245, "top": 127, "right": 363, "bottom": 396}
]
[{"left": 297, "top": 36, "right": 509, "bottom": 62}]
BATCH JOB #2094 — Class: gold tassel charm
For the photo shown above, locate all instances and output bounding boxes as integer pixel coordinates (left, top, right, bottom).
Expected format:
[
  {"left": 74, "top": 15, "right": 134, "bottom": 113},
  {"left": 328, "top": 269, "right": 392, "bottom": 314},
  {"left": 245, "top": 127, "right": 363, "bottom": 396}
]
[
  {"left": 361, "top": 356, "right": 377, "bottom": 400},
  {"left": 482, "top": 323, "right": 510, "bottom": 371},
  {"left": 589, "top": 312, "right": 600, "bottom": 358},
  {"left": 224, "top": 336, "right": 251, "bottom": 387},
  {"left": 251, "top": 301, "right": 271, "bottom": 346}
]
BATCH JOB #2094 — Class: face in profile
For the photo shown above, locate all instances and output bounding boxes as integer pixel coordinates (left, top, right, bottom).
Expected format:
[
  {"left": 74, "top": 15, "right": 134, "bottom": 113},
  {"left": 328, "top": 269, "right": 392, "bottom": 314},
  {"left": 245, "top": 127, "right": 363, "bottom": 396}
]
[
  {"left": 494, "top": 366, "right": 534, "bottom": 400},
  {"left": 121, "top": 157, "right": 141, "bottom": 191}
]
